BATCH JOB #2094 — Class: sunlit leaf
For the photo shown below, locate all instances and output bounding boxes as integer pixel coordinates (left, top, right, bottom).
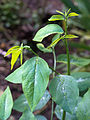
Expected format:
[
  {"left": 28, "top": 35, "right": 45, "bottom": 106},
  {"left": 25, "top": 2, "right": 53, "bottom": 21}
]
[
  {"left": 5, "top": 44, "right": 24, "bottom": 70},
  {"left": 0, "top": 87, "right": 13, "bottom": 120},
  {"left": 68, "top": 12, "right": 79, "bottom": 17},
  {"left": 52, "top": 34, "right": 60, "bottom": 48},
  {"left": 56, "top": 10, "right": 64, "bottom": 16},
  {"left": 67, "top": 8, "right": 71, "bottom": 15},
  {"left": 4, "top": 46, "right": 19, "bottom": 57},
  {"left": 11, "top": 49, "right": 21, "bottom": 70},
  {"left": 33, "top": 24, "right": 64, "bottom": 42},
  {"left": 48, "top": 35, "right": 64, "bottom": 49},
  {"left": 65, "top": 34, "right": 78, "bottom": 39},
  {"left": 48, "top": 15, "right": 64, "bottom": 21}
]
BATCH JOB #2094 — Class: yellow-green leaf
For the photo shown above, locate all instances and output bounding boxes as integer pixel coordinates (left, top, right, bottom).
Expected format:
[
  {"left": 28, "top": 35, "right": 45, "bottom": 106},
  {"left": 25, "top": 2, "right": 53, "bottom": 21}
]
[
  {"left": 5, "top": 45, "right": 23, "bottom": 70},
  {"left": 20, "top": 51, "right": 23, "bottom": 65},
  {"left": 48, "top": 15, "right": 64, "bottom": 21},
  {"left": 47, "top": 35, "right": 64, "bottom": 49},
  {"left": 11, "top": 49, "right": 21, "bottom": 70},
  {"left": 67, "top": 8, "right": 71, "bottom": 15},
  {"left": 65, "top": 34, "right": 78, "bottom": 39},
  {"left": 4, "top": 46, "right": 19, "bottom": 57},
  {"left": 56, "top": 10, "right": 64, "bottom": 16},
  {"left": 68, "top": 12, "right": 79, "bottom": 17}
]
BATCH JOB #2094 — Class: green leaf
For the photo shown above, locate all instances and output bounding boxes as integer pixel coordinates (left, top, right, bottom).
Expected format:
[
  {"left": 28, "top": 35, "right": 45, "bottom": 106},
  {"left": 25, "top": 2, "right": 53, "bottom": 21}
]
[
  {"left": 0, "top": 87, "right": 13, "bottom": 120},
  {"left": 76, "top": 89, "right": 90, "bottom": 120},
  {"left": 49, "top": 75, "right": 79, "bottom": 113},
  {"left": 5, "top": 64, "right": 24, "bottom": 84},
  {"left": 67, "top": 8, "right": 71, "bottom": 15},
  {"left": 56, "top": 10, "right": 64, "bottom": 16},
  {"left": 13, "top": 94, "right": 29, "bottom": 112},
  {"left": 51, "top": 34, "right": 60, "bottom": 48},
  {"left": 68, "top": 12, "right": 79, "bottom": 17},
  {"left": 65, "top": 34, "right": 78, "bottom": 39},
  {"left": 19, "top": 109, "right": 36, "bottom": 120},
  {"left": 55, "top": 105, "right": 78, "bottom": 120},
  {"left": 33, "top": 24, "right": 64, "bottom": 42},
  {"left": 71, "top": 72, "right": 90, "bottom": 91},
  {"left": 34, "top": 90, "right": 51, "bottom": 111},
  {"left": 36, "top": 115, "right": 47, "bottom": 120},
  {"left": 13, "top": 90, "right": 51, "bottom": 112},
  {"left": 57, "top": 54, "right": 90, "bottom": 66},
  {"left": 48, "top": 15, "right": 64, "bottom": 21},
  {"left": 37, "top": 43, "right": 52, "bottom": 53},
  {"left": 47, "top": 35, "right": 64, "bottom": 49},
  {"left": 22, "top": 57, "right": 50, "bottom": 112}
]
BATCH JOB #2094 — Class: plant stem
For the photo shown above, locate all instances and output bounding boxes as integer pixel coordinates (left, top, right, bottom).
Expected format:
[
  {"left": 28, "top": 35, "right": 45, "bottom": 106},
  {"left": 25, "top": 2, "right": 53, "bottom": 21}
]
[
  {"left": 62, "top": 18, "right": 70, "bottom": 120},
  {"left": 62, "top": 111, "right": 66, "bottom": 120},
  {"left": 24, "top": 46, "right": 38, "bottom": 56},
  {"left": 51, "top": 48, "right": 56, "bottom": 120},
  {"left": 65, "top": 19, "right": 70, "bottom": 75}
]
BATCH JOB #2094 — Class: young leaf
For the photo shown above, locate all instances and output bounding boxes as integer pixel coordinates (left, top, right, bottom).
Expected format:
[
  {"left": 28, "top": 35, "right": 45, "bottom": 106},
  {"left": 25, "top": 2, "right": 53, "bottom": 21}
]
[
  {"left": 48, "top": 15, "right": 64, "bottom": 21},
  {"left": 11, "top": 49, "right": 21, "bottom": 70},
  {"left": 33, "top": 24, "right": 64, "bottom": 42},
  {"left": 76, "top": 89, "right": 90, "bottom": 120},
  {"left": 19, "top": 109, "right": 36, "bottom": 120},
  {"left": 68, "top": 12, "right": 79, "bottom": 17},
  {"left": 51, "top": 34, "right": 60, "bottom": 48},
  {"left": 49, "top": 75, "right": 79, "bottom": 113},
  {"left": 71, "top": 72, "right": 90, "bottom": 92},
  {"left": 37, "top": 43, "right": 52, "bottom": 53},
  {"left": 56, "top": 10, "right": 64, "bottom": 16},
  {"left": 57, "top": 54, "right": 90, "bottom": 66},
  {"left": 5, "top": 64, "right": 24, "bottom": 84},
  {"left": 5, "top": 45, "right": 23, "bottom": 70},
  {"left": 47, "top": 35, "right": 65, "bottom": 49},
  {"left": 67, "top": 8, "right": 71, "bottom": 15},
  {"left": 22, "top": 57, "right": 50, "bottom": 112},
  {"left": 4, "top": 46, "right": 20, "bottom": 56},
  {"left": 0, "top": 87, "right": 13, "bottom": 120},
  {"left": 64, "top": 34, "right": 78, "bottom": 39},
  {"left": 50, "top": 75, "right": 79, "bottom": 113}
]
